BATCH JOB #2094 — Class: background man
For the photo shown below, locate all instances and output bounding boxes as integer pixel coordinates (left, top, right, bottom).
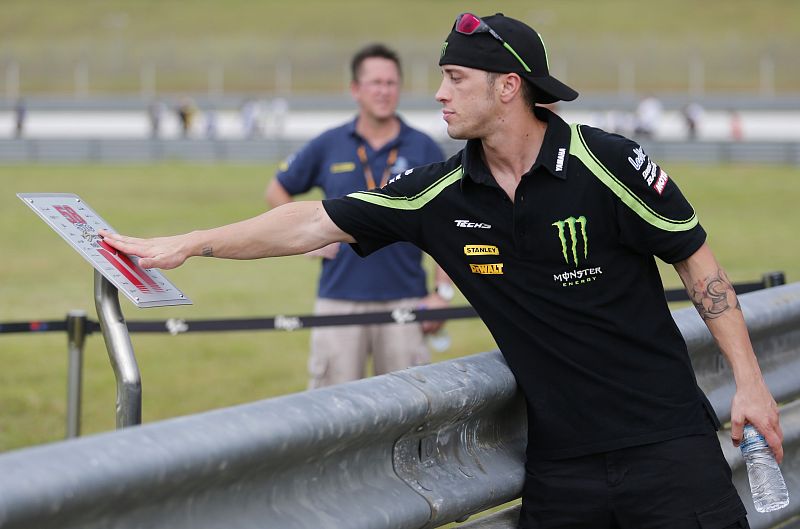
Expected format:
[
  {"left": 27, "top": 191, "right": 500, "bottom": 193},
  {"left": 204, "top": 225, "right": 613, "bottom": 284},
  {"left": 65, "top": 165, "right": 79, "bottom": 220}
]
[
  {"left": 101, "top": 13, "right": 782, "bottom": 528},
  {"left": 265, "top": 43, "right": 452, "bottom": 389}
]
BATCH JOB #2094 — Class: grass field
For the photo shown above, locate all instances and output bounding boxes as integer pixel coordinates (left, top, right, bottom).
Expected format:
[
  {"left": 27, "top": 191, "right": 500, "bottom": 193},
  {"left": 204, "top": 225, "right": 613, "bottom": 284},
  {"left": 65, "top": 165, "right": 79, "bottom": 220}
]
[
  {"left": 1, "top": 161, "right": 799, "bottom": 452},
  {"left": 2, "top": 0, "right": 799, "bottom": 94}
]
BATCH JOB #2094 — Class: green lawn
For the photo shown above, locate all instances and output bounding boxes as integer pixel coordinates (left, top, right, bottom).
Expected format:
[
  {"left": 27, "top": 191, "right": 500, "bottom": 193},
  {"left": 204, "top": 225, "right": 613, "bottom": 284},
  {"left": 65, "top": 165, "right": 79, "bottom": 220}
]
[
  {"left": 2, "top": 0, "right": 798, "bottom": 93},
  {"left": 1, "top": 161, "right": 798, "bottom": 452}
]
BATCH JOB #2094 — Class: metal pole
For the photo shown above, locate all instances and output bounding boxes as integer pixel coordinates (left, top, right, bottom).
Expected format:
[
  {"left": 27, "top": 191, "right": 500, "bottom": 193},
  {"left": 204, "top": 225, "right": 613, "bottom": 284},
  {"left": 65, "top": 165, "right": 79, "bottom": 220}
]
[
  {"left": 763, "top": 271, "right": 786, "bottom": 288},
  {"left": 93, "top": 270, "right": 142, "bottom": 428},
  {"left": 65, "top": 310, "right": 88, "bottom": 438}
]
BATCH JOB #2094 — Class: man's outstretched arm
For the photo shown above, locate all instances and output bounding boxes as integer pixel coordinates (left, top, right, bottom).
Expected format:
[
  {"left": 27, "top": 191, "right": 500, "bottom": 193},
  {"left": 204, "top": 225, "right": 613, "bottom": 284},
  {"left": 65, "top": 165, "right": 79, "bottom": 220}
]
[
  {"left": 99, "top": 201, "right": 355, "bottom": 270},
  {"left": 674, "top": 242, "right": 783, "bottom": 462}
]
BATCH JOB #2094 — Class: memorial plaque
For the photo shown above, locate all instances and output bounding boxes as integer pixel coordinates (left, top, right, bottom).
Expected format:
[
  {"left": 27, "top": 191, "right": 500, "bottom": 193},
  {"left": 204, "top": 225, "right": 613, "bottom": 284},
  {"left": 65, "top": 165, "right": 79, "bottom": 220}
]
[{"left": 18, "top": 193, "right": 192, "bottom": 308}]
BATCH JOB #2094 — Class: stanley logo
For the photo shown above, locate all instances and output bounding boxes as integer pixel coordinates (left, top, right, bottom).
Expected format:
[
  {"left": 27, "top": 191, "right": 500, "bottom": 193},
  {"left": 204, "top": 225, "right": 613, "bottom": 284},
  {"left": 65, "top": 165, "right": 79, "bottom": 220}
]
[
  {"left": 464, "top": 245, "right": 499, "bottom": 256},
  {"left": 470, "top": 263, "right": 504, "bottom": 275},
  {"left": 552, "top": 216, "right": 588, "bottom": 266}
]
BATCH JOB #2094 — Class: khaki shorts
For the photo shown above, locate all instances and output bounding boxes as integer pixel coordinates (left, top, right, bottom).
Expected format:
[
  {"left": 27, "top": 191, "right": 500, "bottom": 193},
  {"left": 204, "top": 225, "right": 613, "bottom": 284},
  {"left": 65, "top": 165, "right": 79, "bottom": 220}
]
[{"left": 308, "top": 297, "right": 430, "bottom": 389}]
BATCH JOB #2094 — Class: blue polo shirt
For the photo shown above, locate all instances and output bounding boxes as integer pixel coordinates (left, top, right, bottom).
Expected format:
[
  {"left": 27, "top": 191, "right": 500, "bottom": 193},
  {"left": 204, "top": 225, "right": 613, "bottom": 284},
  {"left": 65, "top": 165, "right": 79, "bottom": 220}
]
[{"left": 276, "top": 116, "right": 444, "bottom": 301}]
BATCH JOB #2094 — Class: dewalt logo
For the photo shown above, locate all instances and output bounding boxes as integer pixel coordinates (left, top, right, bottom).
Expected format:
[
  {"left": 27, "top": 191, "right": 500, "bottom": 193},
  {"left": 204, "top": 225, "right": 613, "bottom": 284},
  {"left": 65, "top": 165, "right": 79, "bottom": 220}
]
[
  {"left": 552, "top": 216, "right": 588, "bottom": 266},
  {"left": 470, "top": 263, "right": 504, "bottom": 275},
  {"left": 464, "top": 245, "right": 499, "bottom": 256}
]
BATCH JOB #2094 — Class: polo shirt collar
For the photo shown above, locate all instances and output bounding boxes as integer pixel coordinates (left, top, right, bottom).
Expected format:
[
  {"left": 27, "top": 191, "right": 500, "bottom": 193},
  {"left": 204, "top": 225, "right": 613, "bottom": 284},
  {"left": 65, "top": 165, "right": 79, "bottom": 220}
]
[
  {"left": 347, "top": 115, "right": 408, "bottom": 150},
  {"left": 461, "top": 106, "right": 573, "bottom": 187}
]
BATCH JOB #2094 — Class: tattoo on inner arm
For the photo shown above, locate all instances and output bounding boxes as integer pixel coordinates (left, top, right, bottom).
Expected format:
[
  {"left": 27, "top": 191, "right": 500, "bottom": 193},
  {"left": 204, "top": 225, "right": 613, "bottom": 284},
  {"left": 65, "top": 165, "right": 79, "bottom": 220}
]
[
  {"left": 690, "top": 268, "right": 741, "bottom": 321},
  {"left": 201, "top": 246, "right": 214, "bottom": 257}
]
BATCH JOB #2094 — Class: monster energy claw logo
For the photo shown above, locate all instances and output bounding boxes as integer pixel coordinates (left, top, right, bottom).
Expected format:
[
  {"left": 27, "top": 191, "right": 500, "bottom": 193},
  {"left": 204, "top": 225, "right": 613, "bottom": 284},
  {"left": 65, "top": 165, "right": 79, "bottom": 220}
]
[
  {"left": 552, "top": 216, "right": 588, "bottom": 266},
  {"left": 441, "top": 41, "right": 448, "bottom": 58}
]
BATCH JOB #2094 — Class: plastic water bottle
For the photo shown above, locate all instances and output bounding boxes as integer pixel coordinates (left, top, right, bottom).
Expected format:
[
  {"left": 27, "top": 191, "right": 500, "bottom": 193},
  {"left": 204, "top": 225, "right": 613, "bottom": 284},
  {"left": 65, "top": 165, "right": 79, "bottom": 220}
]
[{"left": 740, "top": 424, "right": 790, "bottom": 513}]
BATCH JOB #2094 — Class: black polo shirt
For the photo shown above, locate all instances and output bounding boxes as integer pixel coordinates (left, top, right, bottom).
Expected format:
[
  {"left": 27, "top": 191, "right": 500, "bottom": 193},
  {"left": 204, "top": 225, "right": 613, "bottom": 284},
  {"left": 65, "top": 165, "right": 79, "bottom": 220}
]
[{"left": 323, "top": 107, "right": 713, "bottom": 460}]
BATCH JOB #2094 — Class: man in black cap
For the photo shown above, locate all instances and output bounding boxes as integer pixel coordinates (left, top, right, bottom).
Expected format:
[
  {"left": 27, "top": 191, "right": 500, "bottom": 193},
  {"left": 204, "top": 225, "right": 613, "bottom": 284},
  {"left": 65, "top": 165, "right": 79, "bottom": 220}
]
[{"left": 101, "top": 12, "right": 781, "bottom": 528}]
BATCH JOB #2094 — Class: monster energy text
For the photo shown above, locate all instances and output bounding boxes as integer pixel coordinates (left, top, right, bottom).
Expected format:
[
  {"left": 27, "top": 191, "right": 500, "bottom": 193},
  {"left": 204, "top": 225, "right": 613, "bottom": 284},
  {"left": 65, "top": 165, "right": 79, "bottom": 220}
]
[
  {"left": 554, "top": 267, "right": 603, "bottom": 287},
  {"left": 552, "top": 216, "right": 588, "bottom": 266}
]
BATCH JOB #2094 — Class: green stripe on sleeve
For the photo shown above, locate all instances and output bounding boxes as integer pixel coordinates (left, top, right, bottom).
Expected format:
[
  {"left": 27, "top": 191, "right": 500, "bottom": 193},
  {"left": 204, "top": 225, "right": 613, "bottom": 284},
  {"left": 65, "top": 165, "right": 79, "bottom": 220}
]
[
  {"left": 347, "top": 166, "right": 463, "bottom": 210},
  {"left": 570, "top": 124, "right": 698, "bottom": 232}
]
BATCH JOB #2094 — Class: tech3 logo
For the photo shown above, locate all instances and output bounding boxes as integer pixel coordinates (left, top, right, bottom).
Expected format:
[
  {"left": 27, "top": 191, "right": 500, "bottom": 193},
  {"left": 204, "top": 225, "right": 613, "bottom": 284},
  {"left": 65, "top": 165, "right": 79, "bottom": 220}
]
[{"left": 551, "top": 215, "right": 603, "bottom": 287}]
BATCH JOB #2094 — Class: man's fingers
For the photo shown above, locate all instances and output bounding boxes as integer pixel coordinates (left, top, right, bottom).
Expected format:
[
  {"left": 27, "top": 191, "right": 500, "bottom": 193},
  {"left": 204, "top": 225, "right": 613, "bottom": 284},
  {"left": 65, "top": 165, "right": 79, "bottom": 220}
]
[
  {"left": 730, "top": 416, "right": 744, "bottom": 447},
  {"left": 763, "top": 421, "right": 784, "bottom": 464}
]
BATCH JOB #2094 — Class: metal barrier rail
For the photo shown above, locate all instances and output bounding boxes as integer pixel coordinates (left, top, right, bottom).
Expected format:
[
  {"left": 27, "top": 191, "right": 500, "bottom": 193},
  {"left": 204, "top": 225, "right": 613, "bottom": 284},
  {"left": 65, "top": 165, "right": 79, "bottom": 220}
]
[
  {"left": 0, "top": 273, "right": 785, "bottom": 440},
  {"left": 460, "top": 400, "right": 800, "bottom": 529},
  {"left": 0, "top": 273, "right": 785, "bottom": 336},
  {"left": 0, "top": 282, "right": 798, "bottom": 529},
  {"left": 1, "top": 138, "right": 799, "bottom": 165}
]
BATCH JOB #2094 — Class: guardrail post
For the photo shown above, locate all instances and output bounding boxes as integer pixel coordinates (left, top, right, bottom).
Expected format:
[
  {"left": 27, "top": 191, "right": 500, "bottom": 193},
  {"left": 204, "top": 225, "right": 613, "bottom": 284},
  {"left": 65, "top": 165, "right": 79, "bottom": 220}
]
[
  {"left": 763, "top": 271, "right": 786, "bottom": 288},
  {"left": 65, "top": 310, "right": 88, "bottom": 438},
  {"left": 93, "top": 270, "right": 142, "bottom": 428}
]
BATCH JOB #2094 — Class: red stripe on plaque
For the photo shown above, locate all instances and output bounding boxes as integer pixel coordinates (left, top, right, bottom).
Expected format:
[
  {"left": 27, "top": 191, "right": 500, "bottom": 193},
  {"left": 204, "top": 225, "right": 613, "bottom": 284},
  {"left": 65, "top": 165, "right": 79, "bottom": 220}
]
[
  {"left": 116, "top": 251, "right": 164, "bottom": 292},
  {"left": 97, "top": 248, "right": 150, "bottom": 293}
]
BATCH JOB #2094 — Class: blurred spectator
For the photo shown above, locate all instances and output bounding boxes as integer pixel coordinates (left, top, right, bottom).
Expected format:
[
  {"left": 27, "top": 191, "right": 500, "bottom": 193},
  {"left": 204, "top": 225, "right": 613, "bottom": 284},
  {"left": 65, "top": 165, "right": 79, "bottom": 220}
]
[
  {"left": 240, "top": 98, "right": 262, "bottom": 139},
  {"left": 267, "top": 97, "right": 289, "bottom": 138},
  {"left": 265, "top": 43, "right": 450, "bottom": 389},
  {"left": 204, "top": 106, "right": 218, "bottom": 139},
  {"left": 682, "top": 102, "right": 704, "bottom": 140},
  {"left": 148, "top": 99, "right": 166, "bottom": 139},
  {"left": 730, "top": 110, "right": 744, "bottom": 141},
  {"left": 633, "top": 94, "right": 663, "bottom": 139},
  {"left": 14, "top": 98, "right": 26, "bottom": 139},
  {"left": 176, "top": 98, "right": 196, "bottom": 138}
]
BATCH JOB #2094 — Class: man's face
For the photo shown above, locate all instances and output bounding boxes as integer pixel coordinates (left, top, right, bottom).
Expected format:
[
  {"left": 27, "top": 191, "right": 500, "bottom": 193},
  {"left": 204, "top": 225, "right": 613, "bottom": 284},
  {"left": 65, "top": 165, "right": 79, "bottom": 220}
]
[
  {"left": 351, "top": 57, "right": 401, "bottom": 122},
  {"left": 435, "top": 65, "right": 500, "bottom": 140}
]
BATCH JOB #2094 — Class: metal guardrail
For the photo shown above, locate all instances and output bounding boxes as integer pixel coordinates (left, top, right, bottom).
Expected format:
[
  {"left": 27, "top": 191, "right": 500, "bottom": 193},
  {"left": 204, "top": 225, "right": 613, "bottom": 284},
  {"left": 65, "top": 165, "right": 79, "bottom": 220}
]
[
  {"left": 0, "top": 273, "right": 785, "bottom": 440},
  {"left": 0, "top": 283, "right": 798, "bottom": 529},
  {"left": 1, "top": 137, "right": 799, "bottom": 165}
]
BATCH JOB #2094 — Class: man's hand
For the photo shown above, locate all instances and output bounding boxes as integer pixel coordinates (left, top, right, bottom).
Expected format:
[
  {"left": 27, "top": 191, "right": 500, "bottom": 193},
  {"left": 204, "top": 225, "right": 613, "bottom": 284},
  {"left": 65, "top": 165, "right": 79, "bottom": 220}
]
[
  {"left": 99, "top": 229, "right": 191, "bottom": 270},
  {"left": 731, "top": 380, "right": 783, "bottom": 463},
  {"left": 419, "top": 291, "right": 450, "bottom": 334}
]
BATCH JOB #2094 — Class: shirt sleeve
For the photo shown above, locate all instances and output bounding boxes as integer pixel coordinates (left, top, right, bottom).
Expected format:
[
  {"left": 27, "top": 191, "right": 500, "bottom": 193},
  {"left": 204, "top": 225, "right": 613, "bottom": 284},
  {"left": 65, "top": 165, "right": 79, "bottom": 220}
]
[
  {"left": 588, "top": 131, "right": 706, "bottom": 263},
  {"left": 275, "top": 136, "right": 324, "bottom": 195},
  {"left": 322, "top": 168, "right": 433, "bottom": 257}
]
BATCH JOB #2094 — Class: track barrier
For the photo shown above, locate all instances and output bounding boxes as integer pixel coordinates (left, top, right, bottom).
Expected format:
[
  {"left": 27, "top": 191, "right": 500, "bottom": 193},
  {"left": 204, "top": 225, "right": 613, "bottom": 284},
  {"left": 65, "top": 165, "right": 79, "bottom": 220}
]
[
  {"left": 0, "top": 281, "right": 798, "bottom": 528},
  {"left": 0, "top": 272, "right": 786, "bottom": 439}
]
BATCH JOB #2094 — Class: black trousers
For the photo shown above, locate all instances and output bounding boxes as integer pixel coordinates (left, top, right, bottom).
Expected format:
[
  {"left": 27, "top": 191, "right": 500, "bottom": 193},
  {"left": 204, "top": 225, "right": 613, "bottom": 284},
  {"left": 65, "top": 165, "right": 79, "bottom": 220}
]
[{"left": 519, "top": 430, "right": 749, "bottom": 529}]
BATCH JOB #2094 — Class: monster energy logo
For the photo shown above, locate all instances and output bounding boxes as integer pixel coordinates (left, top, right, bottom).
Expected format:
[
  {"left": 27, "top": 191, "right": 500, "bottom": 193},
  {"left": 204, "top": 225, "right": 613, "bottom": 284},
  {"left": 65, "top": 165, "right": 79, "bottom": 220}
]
[
  {"left": 441, "top": 41, "right": 448, "bottom": 58},
  {"left": 552, "top": 216, "right": 588, "bottom": 266}
]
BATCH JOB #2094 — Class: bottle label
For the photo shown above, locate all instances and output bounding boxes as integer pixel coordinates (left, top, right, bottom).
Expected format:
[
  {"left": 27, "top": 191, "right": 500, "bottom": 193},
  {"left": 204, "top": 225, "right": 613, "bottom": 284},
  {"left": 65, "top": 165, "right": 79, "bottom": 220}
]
[{"left": 740, "top": 425, "right": 768, "bottom": 454}]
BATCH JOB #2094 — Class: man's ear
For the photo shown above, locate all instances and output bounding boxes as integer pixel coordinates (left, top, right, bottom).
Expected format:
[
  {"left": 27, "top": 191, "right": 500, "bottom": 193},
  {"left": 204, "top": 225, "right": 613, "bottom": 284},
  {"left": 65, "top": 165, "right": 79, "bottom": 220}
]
[{"left": 498, "top": 73, "right": 523, "bottom": 103}]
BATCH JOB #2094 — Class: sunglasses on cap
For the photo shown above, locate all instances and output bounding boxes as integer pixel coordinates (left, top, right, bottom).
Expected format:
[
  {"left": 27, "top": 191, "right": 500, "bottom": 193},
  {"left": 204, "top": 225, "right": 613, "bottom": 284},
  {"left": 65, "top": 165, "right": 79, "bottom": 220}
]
[{"left": 454, "top": 12, "right": 531, "bottom": 73}]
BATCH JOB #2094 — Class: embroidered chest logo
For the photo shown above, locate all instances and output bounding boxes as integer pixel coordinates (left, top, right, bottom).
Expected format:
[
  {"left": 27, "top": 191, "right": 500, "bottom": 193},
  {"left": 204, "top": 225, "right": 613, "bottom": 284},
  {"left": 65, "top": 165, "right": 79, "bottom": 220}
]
[
  {"left": 454, "top": 219, "right": 492, "bottom": 229},
  {"left": 551, "top": 215, "right": 603, "bottom": 287},
  {"left": 552, "top": 216, "right": 588, "bottom": 266},
  {"left": 464, "top": 245, "right": 499, "bottom": 256},
  {"left": 470, "top": 263, "right": 504, "bottom": 275},
  {"left": 628, "top": 146, "right": 669, "bottom": 195},
  {"left": 555, "top": 148, "right": 566, "bottom": 172}
]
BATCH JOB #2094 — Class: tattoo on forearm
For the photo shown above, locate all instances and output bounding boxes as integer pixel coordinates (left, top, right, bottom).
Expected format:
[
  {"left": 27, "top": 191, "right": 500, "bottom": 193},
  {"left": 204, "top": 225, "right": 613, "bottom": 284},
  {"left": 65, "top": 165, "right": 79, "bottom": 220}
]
[
  {"left": 201, "top": 246, "right": 214, "bottom": 257},
  {"left": 690, "top": 268, "right": 741, "bottom": 321}
]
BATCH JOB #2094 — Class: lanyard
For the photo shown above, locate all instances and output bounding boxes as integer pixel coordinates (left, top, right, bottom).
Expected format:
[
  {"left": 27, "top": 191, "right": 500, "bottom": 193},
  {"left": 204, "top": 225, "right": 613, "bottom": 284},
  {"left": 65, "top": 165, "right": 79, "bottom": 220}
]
[{"left": 356, "top": 144, "right": 398, "bottom": 189}]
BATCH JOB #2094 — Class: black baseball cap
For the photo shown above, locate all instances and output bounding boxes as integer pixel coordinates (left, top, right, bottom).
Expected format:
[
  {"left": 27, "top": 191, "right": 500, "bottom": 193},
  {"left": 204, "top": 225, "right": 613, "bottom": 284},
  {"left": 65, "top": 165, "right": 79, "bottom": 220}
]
[{"left": 439, "top": 13, "right": 578, "bottom": 104}]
